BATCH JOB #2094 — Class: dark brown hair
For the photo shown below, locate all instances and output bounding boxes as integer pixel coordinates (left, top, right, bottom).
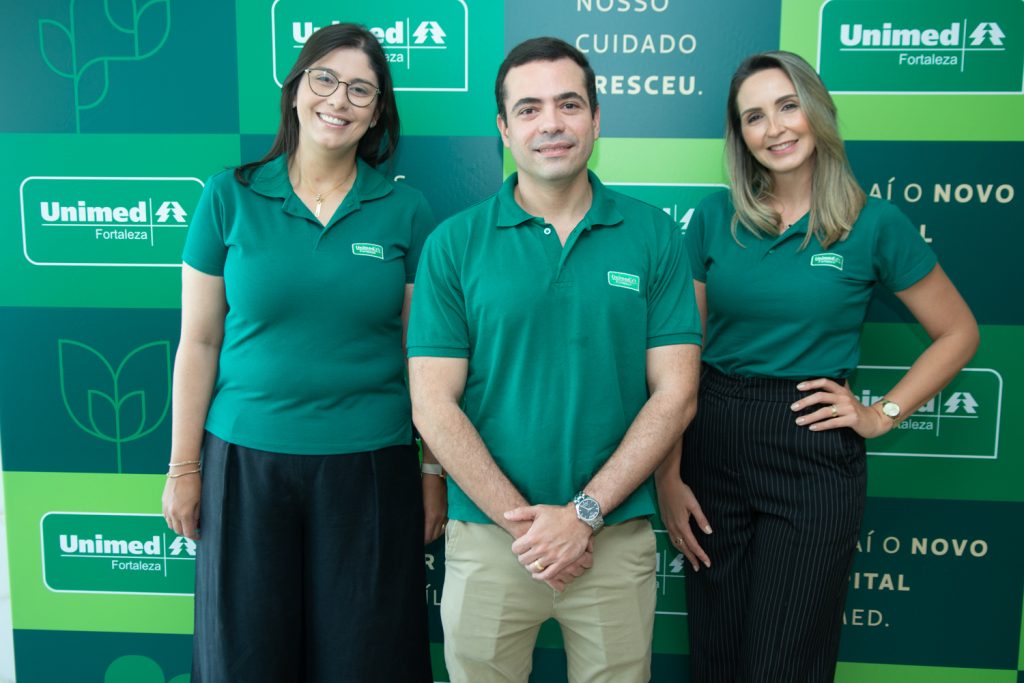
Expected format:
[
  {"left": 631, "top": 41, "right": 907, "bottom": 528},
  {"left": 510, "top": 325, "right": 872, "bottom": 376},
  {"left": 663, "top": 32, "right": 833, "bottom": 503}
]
[{"left": 235, "top": 23, "right": 400, "bottom": 183}]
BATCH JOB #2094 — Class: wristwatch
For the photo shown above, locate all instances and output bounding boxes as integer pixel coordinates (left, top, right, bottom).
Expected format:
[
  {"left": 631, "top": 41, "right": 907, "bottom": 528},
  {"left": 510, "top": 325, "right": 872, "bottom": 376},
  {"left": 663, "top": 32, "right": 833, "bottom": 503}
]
[
  {"left": 420, "top": 462, "right": 445, "bottom": 478},
  {"left": 877, "top": 399, "right": 901, "bottom": 422},
  {"left": 572, "top": 491, "right": 604, "bottom": 534}
]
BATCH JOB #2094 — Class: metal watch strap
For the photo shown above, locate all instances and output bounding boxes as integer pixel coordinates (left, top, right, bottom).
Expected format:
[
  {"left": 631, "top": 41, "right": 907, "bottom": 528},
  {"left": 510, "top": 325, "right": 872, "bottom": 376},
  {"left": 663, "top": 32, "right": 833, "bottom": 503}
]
[
  {"left": 572, "top": 491, "right": 604, "bottom": 534},
  {"left": 878, "top": 398, "right": 901, "bottom": 422}
]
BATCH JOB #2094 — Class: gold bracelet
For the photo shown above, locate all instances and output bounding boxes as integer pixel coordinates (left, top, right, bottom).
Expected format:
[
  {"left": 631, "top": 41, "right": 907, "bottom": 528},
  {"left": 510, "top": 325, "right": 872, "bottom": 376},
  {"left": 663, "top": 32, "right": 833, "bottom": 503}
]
[
  {"left": 168, "top": 460, "right": 201, "bottom": 467},
  {"left": 167, "top": 469, "right": 201, "bottom": 479}
]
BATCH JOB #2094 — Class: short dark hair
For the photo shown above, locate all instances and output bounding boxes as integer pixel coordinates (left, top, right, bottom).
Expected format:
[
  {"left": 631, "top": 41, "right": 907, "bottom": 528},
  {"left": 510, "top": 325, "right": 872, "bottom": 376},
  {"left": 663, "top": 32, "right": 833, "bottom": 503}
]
[
  {"left": 494, "top": 37, "right": 598, "bottom": 122},
  {"left": 236, "top": 23, "right": 400, "bottom": 183}
]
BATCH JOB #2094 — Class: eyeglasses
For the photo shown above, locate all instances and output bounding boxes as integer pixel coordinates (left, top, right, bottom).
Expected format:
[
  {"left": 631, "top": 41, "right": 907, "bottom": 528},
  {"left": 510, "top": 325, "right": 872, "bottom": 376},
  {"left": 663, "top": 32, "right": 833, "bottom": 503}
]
[{"left": 303, "top": 68, "right": 380, "bottom": 108}]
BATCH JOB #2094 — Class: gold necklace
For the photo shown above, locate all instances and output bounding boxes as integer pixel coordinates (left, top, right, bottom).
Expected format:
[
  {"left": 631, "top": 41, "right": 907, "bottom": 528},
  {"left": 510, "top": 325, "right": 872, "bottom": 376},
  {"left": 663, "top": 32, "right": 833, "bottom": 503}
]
[{"left": 301, "top": 165, "right": 357, "bottom": 219}]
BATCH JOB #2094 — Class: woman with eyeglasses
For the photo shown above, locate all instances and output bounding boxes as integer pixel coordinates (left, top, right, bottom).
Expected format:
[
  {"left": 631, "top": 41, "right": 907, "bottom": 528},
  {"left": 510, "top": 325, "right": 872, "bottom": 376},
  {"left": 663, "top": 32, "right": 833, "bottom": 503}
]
[
  {"left": 161, "top": 23, "right": 442, "bottom": 681},
  {"left": 655, "top": 51, "right": 978, "bottom": 681}
]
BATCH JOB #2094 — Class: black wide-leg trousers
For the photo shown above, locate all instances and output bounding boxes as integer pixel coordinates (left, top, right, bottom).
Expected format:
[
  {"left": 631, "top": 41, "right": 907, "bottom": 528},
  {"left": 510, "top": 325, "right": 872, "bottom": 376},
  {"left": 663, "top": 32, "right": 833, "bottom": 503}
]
[
  {"left": 192, "top": 432, "right": 432, "bottom": 683},
  {"left": 681, "top": 366, "right": 866, "bottom": 683}
]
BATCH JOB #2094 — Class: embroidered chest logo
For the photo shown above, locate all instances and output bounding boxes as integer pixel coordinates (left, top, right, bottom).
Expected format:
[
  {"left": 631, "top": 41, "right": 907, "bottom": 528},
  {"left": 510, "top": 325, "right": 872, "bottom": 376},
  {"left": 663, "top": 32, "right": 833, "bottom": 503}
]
[
  {"left": 810, "top": 253, "right": 844, "bottom": 271},
  {"left": 607, "top": 271, "right": 640, "bottom": 292},
  {"left": 352, "top": 243, "right": 384, "bottom": 259}
]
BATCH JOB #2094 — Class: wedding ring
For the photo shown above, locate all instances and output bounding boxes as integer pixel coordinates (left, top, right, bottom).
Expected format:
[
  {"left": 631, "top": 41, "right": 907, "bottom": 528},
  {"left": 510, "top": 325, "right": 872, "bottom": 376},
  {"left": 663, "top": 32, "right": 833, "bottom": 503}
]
[
  {"left": 531, "top": 560, "right": 546, "bottom": 572},
  {"left": 830, "top": 405, "right": 839, "bottom": 417}
]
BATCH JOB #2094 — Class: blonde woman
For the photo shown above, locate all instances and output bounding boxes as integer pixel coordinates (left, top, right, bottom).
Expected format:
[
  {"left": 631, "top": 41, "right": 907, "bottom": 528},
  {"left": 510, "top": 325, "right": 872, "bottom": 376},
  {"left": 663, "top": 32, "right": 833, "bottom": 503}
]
[{"left": 656, "top": 51, "right": 978, "bottom": 681}]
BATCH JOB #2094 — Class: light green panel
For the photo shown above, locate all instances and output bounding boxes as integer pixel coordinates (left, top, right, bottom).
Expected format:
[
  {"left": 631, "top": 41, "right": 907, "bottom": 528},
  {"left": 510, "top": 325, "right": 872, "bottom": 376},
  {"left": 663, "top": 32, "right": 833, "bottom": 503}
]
[
  {"left": 859, "top": 323, "right": 1022, "bottom": 502},
  {"left": 1019, "top": 589, "right": 1024, "bottom": 670},
  {"left": 591, "top": 139, "right": 729, "bottom": 184},
  {"left": 835, "top": 662, "right": 1016, "bottom": 683},
  {"left": 502, "top": 139, "right": 729, "bottom": 184},
  {"left": 780, "top": 0, "right": 1024, "bottom": 141},
  {"left": 0, "top": 134, "right": 239, "bottom": 309},
  {"left": 3, "top": 472, "right": 193, "bottom": 634},
  {"left": 236, "top": 0, "right": 505, "bottom": 136}
]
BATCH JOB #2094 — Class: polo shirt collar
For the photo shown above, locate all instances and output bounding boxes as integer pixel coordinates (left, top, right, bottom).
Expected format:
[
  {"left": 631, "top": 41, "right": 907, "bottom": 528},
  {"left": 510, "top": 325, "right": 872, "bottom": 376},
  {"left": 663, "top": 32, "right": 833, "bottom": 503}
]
[
  {"left": 760, "top": 210, "right": 811, "bottom": 251},
  {"left": 495, "top": 171, "right": 625, "bottom": 230},
  {"left": 248, "top": 154, "right": 393, "bottom": 205}
]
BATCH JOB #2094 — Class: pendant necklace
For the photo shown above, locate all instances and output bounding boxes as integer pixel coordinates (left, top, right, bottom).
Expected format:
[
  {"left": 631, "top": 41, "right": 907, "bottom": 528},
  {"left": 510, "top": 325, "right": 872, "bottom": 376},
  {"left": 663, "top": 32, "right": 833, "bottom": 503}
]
[{"left": 302, "top": 165, "right": 357, "bottom": 219}]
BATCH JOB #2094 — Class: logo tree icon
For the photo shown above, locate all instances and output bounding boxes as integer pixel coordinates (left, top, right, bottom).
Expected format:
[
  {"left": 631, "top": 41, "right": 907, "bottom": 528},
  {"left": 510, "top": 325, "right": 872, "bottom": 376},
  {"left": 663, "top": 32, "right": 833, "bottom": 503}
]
[
  {"left": 38, "top": 0, "right": 172, "bottom": 132},
  {"left": 58, "top": 339, "right": 171, "bottom": 473}
]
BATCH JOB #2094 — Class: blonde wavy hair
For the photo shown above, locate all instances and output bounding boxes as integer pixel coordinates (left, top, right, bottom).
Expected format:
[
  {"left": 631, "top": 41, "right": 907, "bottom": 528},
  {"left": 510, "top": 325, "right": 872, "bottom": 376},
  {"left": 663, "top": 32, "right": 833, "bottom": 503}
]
[{"left": 725, "top": 51, "right": 865, "bottom": 249}]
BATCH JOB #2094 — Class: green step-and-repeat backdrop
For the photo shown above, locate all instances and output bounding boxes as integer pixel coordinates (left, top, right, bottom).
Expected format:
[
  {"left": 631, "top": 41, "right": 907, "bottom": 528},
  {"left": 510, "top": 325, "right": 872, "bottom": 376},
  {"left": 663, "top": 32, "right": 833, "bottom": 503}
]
[{"left": 1, "top": 1, "right": 1022, "bottom": 681}]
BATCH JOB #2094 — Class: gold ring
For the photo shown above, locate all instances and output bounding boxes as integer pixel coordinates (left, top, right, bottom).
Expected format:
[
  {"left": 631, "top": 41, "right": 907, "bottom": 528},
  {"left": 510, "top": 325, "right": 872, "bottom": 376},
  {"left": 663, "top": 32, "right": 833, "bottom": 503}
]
[
  {"left": 830, "top": 405, "right": 839, "bottom": 417},
  {"left": 531, "top": 560, "right": 545, "bottom": 572},
  {"left": 675, "top": 537, "right": 684, "bottom": 545}
]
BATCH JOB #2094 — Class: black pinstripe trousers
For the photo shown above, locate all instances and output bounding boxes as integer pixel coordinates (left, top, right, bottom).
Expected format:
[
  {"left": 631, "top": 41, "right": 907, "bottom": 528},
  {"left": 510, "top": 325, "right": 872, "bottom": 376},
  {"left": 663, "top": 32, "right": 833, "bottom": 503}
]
[{"left": 680, "top": 365, "right": 866, "bottom": 682}]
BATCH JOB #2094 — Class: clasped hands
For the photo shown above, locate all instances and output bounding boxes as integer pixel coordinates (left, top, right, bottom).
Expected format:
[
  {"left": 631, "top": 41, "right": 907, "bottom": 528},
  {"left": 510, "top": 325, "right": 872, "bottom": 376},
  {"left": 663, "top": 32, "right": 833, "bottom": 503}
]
[{"left": 504, "top": 503, "right": 594, "bottom": 592}]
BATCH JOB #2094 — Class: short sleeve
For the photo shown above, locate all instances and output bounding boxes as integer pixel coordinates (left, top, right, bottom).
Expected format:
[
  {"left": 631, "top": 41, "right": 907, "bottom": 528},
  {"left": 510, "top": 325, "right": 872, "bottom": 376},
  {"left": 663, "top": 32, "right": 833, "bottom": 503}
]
[
  {"left": 405, "top": 193, "right": 437, "bottom": 283},
  {"left": 872, "top": 201, "right": 938, "bottom": 292},
  {"left": 684, "top": 195, "right": 711, "bottom": 282},
  {"left": 182, "top": 172, "right": 231, "bottom": 276},
  {"left": 647, "top": 213, "right": 703, "bottom": 349},
  {"left": 406, "top": 226, "right": 470, "bottom": 358}
]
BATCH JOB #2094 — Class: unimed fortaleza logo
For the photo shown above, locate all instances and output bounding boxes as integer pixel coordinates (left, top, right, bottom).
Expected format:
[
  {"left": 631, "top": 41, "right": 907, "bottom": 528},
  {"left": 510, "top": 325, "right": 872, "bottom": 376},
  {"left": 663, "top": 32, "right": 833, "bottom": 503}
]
[
  {"left": 41, "top": 513, "right": 195, "bottom": 595},
  {"left": 653, "top": 530, "right": 687, "bottom": 620},
  {"left": 19, "top": 177, "right": 203, "bottom": 267},
  {"left": 271, "top": 0, "right": 469, "bottom": 91},
  {"left": 852, "top": 367, "right": 1003, "bottom": 459},
  {"left": 818, "top": 0, "right": 1024, "bottom": 93}
]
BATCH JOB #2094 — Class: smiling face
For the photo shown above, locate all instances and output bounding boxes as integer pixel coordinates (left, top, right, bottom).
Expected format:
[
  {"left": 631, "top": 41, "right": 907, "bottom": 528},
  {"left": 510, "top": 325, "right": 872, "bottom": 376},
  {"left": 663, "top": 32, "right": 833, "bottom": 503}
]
[
  {"left": 736, "top": 67, "right": 817, "bottom": 181},
  {"left": 294, "top": 47, "right": 379, "bottom": 158},
  {"left": 496, "top": 58, "right": 600, "bottom": 188}
]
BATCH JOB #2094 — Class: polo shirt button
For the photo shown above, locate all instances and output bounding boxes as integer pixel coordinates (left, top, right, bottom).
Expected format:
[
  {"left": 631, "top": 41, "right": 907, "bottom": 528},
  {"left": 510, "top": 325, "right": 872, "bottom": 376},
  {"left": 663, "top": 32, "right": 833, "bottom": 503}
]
[
  {"left": 768, "top": 249, "right": 774, "bottom": 254},
  {"left": 544, "top": 227, "right": 552, "bottom": 235}
]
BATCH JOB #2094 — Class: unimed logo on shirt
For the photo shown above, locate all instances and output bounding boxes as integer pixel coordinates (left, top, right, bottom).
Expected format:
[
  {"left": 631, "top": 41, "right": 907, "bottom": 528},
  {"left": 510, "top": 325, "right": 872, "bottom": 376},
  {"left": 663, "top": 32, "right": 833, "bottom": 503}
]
[
  {"left": 352, "top": 242, "right": 384, "bottom": 259},
  {"left": 810, "top": 253, "right": 844, "bottom": 271},
  {"left": 271, "top": 0, "right": 469, "bottom": 92},
  {"left": 19, "top": 177, "right": 203, "bottom": 267},
  {"left": 852, "top": 367, "right": 1003, "bottom": 459},
  {"left": 818, "top": 0, "right": 1024, "bottom": 93},
  {"left": 608, "top": 271, "right": 640, "bottom": 292},
  {"left": 41, "top": 513, "right": 196, "bottom": 595}
]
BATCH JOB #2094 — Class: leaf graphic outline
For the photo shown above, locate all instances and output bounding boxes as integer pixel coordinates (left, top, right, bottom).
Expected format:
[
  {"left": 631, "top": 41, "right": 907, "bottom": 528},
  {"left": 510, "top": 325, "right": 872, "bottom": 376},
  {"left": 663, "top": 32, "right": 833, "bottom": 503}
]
[
  {"left": 134, "top": 0, "right": 172, "bottom": 58},
  {"left": 118, "top": 389, "right": 147, "bottom": 441},
  {"left": 76, "top": 59, "right": 111, "bottom": 111},
  {"left": 38, "top": 19, "right": 75, "bottom": 78},
  {"left": 40, "top": 0, "right": 173, "bottom": 131},
  {"left": 104, "top": 0, "right": 138, "bottom": 35},
  {"left": 115, "top": 340, "right": 171, "bottom": 441},
  {"left": 58, "top": 339, "right": 116, "bottom": 442},
  {"left": 87, "top": 389, "right": 118, "bottom": 442}
]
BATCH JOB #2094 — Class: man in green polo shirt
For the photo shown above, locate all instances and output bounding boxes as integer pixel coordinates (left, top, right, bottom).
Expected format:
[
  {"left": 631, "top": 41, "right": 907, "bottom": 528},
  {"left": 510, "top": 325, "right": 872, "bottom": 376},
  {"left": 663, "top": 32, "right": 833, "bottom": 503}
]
[{"left": 408, "top": 37, "right": 701, "bottom": 682}]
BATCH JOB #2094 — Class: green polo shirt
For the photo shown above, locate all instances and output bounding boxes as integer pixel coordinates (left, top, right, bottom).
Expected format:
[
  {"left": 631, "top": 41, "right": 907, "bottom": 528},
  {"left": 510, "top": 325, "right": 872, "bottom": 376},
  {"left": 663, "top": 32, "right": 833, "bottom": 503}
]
[
  {"left": 688, "top": 191, "right": 936, "bottom": 379},
  {"left": 408, "top": 172, "right": 702, "bottom": 524},
  {"left": 183, "top": 155, "right": 435, "bottom": 454}
]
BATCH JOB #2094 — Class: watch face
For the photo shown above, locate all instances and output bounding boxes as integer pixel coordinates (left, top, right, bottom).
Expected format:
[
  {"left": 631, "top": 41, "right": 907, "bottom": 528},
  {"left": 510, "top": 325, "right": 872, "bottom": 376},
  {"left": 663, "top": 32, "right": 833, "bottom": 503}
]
[
  {"left": 882, "top": 401, "right": 901, "bottom": 418},
  {"left": 577, "top": 497, "right": 600, "bottom": 521}
]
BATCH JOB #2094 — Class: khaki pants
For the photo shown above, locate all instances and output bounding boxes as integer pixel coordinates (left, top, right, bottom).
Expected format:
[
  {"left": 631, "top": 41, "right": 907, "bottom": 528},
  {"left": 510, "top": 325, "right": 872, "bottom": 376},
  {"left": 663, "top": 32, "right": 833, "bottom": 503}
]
[{"left": 441, "top": 518, "right": 656, "bottom": 683}]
